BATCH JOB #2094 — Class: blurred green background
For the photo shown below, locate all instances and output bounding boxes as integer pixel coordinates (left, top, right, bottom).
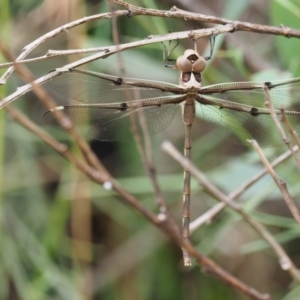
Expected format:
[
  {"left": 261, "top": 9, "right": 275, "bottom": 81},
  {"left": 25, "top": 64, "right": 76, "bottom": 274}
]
[{"left": 1, "top": 0, "right": 300, "bottom": 299}]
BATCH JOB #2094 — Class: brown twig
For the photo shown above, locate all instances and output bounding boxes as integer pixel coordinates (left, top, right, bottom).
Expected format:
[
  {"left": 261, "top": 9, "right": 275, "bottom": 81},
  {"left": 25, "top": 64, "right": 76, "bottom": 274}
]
[
  {"left": 110, "top": 0, "right": 300, "bottom": 38},
  {"left": 280, "top": 108, "right": 300, "bottom": 149},
  {"left": 0, "top": 40, "right": 109, "bottom": 175},
  {"left": 3, "top": 100, "right": 270, "bottom": 299},
  {"left": 109, "top": 1, "right": 167, "bottom": 213},
  {"left": 111, "top": 0, "right": 300, "bottom": 37},
  {"left": 1, "top": 1, "right": 300, "bottom": 75},
  {"left": 249, "top": 139, "right": 300, "bottom": 228},
  {"left": 162, "top": 140, "right": 300, "bottom": 284},
  {"left": 0, "top": 39, "right": 271, "bottom": 300},
  {"left": 2, "top": 1, "right": 299, "bottom": 297},
  {"left": 190, "top": 145, "right": 299, "bottom": 231},
  {"left": 0, "top": 57, "right": 271, "bottom": 300},
  {"left": 263, "top": 84, "right": 300, "bottom": 166},
  {"left": 0, "top": 25, "right": 234, "bottom": 72}
]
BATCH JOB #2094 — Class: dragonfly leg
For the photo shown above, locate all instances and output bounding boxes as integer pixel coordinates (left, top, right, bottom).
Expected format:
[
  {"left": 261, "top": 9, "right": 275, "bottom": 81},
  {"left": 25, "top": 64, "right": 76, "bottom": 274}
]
[
  {"left": 161, "top": 39, "right": 179, "bottom": 69},
  {"left": 204, "top": 35, "right": 216, "bottom": 61}
]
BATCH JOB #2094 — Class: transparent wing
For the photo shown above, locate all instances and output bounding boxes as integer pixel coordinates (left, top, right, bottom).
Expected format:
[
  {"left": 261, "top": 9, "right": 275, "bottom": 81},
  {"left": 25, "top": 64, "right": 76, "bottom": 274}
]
[
  {"left": 45, "top": 69, "right": 184, "bottom": 104},
  {"left": 43, "top": 104, "right": 179, "bottom": 141},
  {"left": 200, "top": 78, "right": 300, "bottom": 110},
  {"left": 43, "top": 69, "right": 186, "bottom": 141},
  {"left": 197, "top": 78, "right": 300, "bottom": 145}
]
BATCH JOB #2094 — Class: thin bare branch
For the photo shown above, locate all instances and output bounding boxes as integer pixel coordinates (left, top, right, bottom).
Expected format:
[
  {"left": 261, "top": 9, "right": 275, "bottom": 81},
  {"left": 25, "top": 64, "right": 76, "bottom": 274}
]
[
  {"left": 1, "top": 100, "right": 155, "bottom": 219},
  {"left": 263, "top": 84, "right": 300, "bottom": 166},
  {"left": 281, "top": 108, "right": 300, "bottom": 149},
  {"left": 0, "top": 10, "right": 128, "bottom": 84},
  {"left": 162, "top": 140, "right": 300, "bottom": 284},
  {"left": 109, "top": 1, "right": 167, "bottom": 213},
  {"left": 3, "top": 101, "right": 269, "bottom": 299},
  {"left": 2, "top": 2, "right": 300, "bottom": 297},
  {"left": 0, "top": 25, "right": 234, "bottom": 71},
  {"left": 249, "top": 139, "right": 300, "bottom": 228},
  {"left": 1, "top": 1, "right": 300, "bottom": 74},
  {"left": 190, "top": 144, "right": 299, "bottom": 231},
  {"left": 111, "top": 0, "right": 300, "bottom": 37},
  {"left": 0, "top": 40, "right": 107, "bottom": 174}
]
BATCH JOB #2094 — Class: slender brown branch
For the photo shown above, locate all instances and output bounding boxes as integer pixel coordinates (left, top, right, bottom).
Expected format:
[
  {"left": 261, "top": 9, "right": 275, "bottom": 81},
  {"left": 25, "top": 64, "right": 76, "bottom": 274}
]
[
  {"left": 249, "top": 139, "right": 300, "bottom": 228},
  {"left": 111, "top": 0, "right": 300, "bottom": 37},
  {"left": 0, "top": 24, "right": 231, "bottom": 110},
  {"left": 0, "top": 40, "right": 107, "bottom": 174},
  {"left": 109, "top": 1, "right": 167, "bottom": 212},
  {"left": 0, "top": 59, "right": 272, "bottom": 300},
  {"left": 0, "top": 25, "right": 234, "bottom": 72},
  {"left": 3, "top": 102, "right": 269, "bottom": 299},
  {"left": 2, "top": 1, "right": 299, "bottom": 297},
  {"left": 263, "top": 84, "right": 300, "bottom": 166},
  {"left": 1, "top": 46, "right": 269, "bottom": 300},
  {"left": 1, "top": 1, "right": 300, "bottom": 74},
  {"left": 162, "top": 140, "right": 300, "bottom": 284},
  {"left": 0, "top": 96, "right": 162, "bottom": 226},
  {"left": 191, "top": 145, "right": 299, "bottom": 230},
  {"left": 281, "top": 108, "right": 300, "bottom": 149},
  {"left": 0, "top": 9, "right": 128, "bottom": 84}
]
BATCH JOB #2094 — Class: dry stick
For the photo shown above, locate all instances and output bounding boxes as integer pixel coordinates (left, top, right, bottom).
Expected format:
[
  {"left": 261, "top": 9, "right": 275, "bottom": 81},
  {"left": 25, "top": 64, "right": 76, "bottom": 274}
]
[
  {"left": 0, "top": 39, "right": 162, "bottom": 228},
  {"left": 0, "top": 47, "right": 270, "bottom": 300},
  {"left": 0, "top": 41, "right": 107, "bottom": 175},
  {"left": 0, "top": 26, "right": 236, "bottom": 111},
  {"left": 111, "top": 0, "right": 300, "bottom": 37},
  {"left": 133, "top": 91, "right": 168, "bottom": 212},
  {"left": 0, "top": 25, "right": 234, "bottom": 71},
  {"left": 2, "top": 107, "right": 269, "bottom": 300},
  {"left": 1, "top": 66, "right": 272, "bottom": 298},
  {"left": 1, "top": 101, "right": 159, "bottom": 225},
  {"left": 162, "top": 140, "right": 300, "bottom": 284},
  {"left": 281, "top": 108, "right": 300, "bottom": 149},
  {"left": 263, "top": 84, "right": 300, "bottom": 166},
  {"left": 249, "top": 140, "right": 300, "bottom": 228},
  {"left": 261, "top": 85, "right": 300, "bottom": 226},
  {"left": 109, "top": 2, "right": 167, "bottom": 212},
  {"left": 0, "top": 9, "right": 128, "bottom": 83},
  {"left": 110, "top": 1, "right": 166, "bottom": 211},
  {"left": 2, "top": 0, "right": 300, "bottom": 72},
  {"left": 0, "top": 7, "right": 292, "bottom": 298},
  {"left": 190, "top": 145, "right": 299, "bottom": 231}
]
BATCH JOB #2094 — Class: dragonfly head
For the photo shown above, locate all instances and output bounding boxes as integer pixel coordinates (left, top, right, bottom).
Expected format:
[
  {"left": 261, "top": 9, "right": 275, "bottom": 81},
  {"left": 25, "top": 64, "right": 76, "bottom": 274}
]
[
  {"left": 176, "top": 49, "right": 205, "bottom": 88},
  {"left": 176, "top": 49, "right": 206, "bottom": 73}
]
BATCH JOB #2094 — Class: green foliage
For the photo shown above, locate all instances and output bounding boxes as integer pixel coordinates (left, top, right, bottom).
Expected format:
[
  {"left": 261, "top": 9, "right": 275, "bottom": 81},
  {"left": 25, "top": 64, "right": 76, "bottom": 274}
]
[
  {"left": 1, "top": 1, "right": 300, "bottom": 299},
  {"left": 270, "top": 0, "right": 300, "bottom": 76}
]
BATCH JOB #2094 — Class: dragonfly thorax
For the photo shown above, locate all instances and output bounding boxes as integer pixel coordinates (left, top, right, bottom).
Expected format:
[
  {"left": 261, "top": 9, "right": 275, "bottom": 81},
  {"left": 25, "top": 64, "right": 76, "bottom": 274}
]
[{"left": 180, "top": 72, "right": 202, "bottom": 88}]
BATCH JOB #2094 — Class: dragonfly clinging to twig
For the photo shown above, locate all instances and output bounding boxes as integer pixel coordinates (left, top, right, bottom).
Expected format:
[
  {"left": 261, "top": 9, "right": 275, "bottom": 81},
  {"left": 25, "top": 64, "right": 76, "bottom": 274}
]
[{"left": 43, "top": 38, "right": 300, "bottom": 266}]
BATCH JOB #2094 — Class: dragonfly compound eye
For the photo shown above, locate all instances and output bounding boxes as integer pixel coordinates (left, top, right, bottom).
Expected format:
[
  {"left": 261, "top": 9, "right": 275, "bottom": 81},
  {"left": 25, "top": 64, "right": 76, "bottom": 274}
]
[
  {"left": 176, "top": 55, "right": 193, "bottom": 72},
  {"left": 177, "top": 49, "right": 206, "bottom": 73},
  {"left": 191, "top": 56, "right": 206, "bottom": 73}
]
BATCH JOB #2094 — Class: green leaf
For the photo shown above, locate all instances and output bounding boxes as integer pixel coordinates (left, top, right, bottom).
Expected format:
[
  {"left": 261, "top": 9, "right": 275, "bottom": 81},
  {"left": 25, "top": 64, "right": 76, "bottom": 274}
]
[{"left": 270, "top": 0, "right": 300, "bottom": 76}]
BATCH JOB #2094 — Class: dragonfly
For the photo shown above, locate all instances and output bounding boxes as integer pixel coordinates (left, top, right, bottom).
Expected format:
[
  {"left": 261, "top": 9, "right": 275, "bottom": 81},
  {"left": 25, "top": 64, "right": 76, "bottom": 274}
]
[{"left": 43, "top": 40, "right": 300, "bottom": 266}]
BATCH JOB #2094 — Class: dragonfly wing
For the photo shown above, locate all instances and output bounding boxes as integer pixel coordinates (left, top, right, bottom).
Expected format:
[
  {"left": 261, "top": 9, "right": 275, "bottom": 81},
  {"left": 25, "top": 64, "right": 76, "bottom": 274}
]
[
  {"left": 197, "top": 78, "right": 300, "bottom": 146},
  {"left": 43, "top": 101, "right": 180, "bottom": 141},
  {"left": 45, "top": 69, "right": 184, "bottom": 104},
  {"left": 44, "top": 69, "right": 186, "bottom": 141}
]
